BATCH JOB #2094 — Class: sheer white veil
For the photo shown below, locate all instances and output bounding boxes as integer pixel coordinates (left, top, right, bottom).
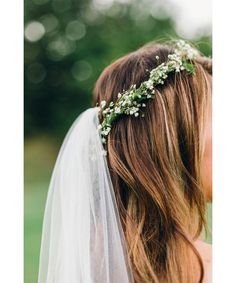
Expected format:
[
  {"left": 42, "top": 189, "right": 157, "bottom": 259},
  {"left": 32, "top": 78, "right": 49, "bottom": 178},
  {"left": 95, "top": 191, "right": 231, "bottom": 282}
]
[{"left": 38, "top": 107, "right": 134, "bottom": 283}]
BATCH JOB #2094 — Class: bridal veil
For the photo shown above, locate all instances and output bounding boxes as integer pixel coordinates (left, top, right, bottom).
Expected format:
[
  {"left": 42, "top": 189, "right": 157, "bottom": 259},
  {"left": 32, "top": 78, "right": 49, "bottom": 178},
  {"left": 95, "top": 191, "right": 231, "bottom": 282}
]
[{"left": 38, "top": 107, "right": 134, "bottom": 283}]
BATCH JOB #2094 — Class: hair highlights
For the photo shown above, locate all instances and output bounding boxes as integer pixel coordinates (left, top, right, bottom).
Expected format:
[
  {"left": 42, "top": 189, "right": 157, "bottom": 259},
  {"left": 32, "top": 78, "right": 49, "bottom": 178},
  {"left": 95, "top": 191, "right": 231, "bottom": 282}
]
[{"left": 93, "top": 42, "right": 212, "bottom": 283}]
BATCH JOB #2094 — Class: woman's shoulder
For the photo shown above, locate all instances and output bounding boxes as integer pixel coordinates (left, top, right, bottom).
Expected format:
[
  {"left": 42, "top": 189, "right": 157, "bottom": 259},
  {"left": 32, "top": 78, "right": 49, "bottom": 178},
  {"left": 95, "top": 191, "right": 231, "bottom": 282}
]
[
  {"left": 194, "top": 240, "right": 212, "bottom": 283},
  {"left": 195, "top": 239, "right": 212, "bottom": 259}
]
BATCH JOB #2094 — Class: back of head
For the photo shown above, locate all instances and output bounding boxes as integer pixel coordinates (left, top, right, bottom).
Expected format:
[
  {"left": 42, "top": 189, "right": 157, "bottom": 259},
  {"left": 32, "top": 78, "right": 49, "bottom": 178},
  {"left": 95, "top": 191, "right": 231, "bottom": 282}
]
[{"left": 93, "top": 41, "right": 212, "bottom": 283}]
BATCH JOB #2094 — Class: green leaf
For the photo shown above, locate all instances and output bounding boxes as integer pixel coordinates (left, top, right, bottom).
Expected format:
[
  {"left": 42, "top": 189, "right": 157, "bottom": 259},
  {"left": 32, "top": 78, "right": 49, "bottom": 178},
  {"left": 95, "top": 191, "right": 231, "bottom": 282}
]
[{"left": 183, "top": 61, "right": 196, "bottom": 75}]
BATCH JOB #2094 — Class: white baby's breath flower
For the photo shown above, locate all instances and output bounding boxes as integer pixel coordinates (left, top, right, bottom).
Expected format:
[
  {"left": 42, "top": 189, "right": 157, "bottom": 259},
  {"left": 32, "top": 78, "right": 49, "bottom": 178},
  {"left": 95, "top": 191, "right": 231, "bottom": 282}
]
[
  {"left": 101, "top": 100, "right": 106, "bottom": 109},
  {"left": 105, "top": 127, "right": 111, "bottom": 135},
  {"left": 187, "top": 48, "right": 198, "bottom": 60},
  {"left": 115, "top": 107, "right": 121, "bottom": 114},
  {"left": 145, "top": 80, "right": 154, "bottom": 90},
  {"left": 99, "top": 40, "right": 197, "bottom": 145}
]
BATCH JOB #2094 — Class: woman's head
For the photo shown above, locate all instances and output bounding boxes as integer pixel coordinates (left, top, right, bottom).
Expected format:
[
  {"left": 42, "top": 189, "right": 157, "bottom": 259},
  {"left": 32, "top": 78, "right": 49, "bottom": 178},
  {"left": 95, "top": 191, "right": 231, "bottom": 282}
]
[{"left": 93, "top": 41, "right": 212, "bottom": 283}]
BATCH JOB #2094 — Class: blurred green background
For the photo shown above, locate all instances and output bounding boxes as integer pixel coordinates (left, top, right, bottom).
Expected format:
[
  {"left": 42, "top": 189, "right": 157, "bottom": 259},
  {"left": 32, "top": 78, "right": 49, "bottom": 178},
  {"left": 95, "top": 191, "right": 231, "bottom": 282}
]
[{"left": 24, "top": 0, "right": 212, "bottom": 282}]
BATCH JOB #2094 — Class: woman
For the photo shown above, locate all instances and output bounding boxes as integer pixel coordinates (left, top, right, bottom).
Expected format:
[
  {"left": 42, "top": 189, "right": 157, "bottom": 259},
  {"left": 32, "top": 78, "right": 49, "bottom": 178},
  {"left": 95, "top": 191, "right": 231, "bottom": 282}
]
[{"left": 38, "top": 40, "right": 212, "bottom": 283}]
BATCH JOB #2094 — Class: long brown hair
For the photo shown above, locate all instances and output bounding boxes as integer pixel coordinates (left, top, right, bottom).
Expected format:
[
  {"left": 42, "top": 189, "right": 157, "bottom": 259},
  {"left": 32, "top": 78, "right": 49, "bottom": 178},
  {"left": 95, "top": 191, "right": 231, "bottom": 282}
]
[{"left": 93, "top": 41, "right": 212, "bottom": 283}]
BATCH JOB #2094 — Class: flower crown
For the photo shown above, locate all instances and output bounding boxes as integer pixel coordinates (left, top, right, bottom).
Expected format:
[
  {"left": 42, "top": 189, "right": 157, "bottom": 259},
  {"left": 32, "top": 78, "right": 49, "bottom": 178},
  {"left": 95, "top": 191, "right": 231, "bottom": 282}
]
[{"left": 98, "top": 40, "right": 199, "bottom": 145}]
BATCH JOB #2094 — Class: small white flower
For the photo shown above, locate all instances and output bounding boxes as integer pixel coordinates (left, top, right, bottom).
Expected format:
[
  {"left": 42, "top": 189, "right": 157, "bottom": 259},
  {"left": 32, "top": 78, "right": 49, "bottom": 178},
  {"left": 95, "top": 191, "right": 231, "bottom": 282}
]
[
  {"left": 98, "top": 124, "right": 102, "bottom": 130},
  {"left": 101, "top": 100, "right": 106, "bottom": 109},
  {"left": 105, "top": 127, "right": 111, "bottom": 135},
  {"left": 99, "top": 40, "right": 196, "bottom": 147},
  {"left": 145, "top": 80, "right": 154, "bottom": 90},
  {"left": 115, "top": 107, "right": 121, "bottom": 114},
  {"left": 187, "top": 48, "right": 198, "bottom": 60}
]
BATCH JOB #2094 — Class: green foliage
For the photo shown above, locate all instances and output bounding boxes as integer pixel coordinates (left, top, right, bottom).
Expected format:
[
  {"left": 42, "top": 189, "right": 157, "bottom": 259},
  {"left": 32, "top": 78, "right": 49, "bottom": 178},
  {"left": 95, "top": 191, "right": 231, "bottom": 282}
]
[
  {"left": 183, "top": 61, "right": 196, "bottom": 75},
  {"left": 99, "top": 40, "right": 199, "bottom": 144},
  {"left": 24, "top": 0, "right": 212, "bottom": 140},
  {"left": 24, "top": 2, "right": 212, "bottom": 282},
  {"left": 24, "top": 182, "right": 48, "bottom": 283}
]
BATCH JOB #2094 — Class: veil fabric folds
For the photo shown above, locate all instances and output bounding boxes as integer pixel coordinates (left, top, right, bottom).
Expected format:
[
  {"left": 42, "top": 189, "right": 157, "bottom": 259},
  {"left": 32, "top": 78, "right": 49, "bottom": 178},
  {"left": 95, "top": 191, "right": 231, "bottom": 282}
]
[{"left": 38, "top": 107, "right": 134, "bottom": 283}]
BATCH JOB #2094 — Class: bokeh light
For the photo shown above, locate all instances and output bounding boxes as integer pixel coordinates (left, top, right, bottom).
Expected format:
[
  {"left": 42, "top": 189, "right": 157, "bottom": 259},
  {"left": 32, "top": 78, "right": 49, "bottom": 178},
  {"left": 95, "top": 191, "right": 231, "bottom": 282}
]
[
  {"left": 24, "top": 21, "right": 45, "bottom": 42},
  {"left": 24, "top": 1, "right": 212, "bottom": 283},
  {"left": 65, "top": 20, "right": 86, "bottom": 41},
  {"left": 40, "top": 14, "right": 59, "bottom": 34},
  {"left": 46, "top": 35, "right": 76, "bottom": 61},
  {"left": 167, "top": 0, "right": 212, "bottom": 39},
  {"left": 71, "top": 60, "right": 93, "bottom": 82},
  {"left": 26, "top": 62, "right": 46, "bottom": 84},
  {"left": 93, "top": 0, "right": 114, "bottom": 10}
]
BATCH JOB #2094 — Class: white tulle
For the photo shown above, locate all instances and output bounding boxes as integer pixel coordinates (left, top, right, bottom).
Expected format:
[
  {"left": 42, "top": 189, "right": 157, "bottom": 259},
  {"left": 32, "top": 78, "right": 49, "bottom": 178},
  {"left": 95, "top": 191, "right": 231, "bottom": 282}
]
[{"left": 38, "top": 107, "right": 134, "bottom": 283}]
